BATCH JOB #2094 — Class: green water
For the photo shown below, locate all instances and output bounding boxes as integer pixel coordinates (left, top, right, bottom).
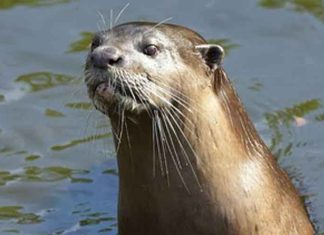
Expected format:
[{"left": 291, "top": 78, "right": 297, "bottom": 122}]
[{"left": 0, "top": 0, "right": 323, "bottom": 234}]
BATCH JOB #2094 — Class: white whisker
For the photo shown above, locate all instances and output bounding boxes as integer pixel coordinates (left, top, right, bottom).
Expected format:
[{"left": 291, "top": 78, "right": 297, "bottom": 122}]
[
  {"left": 160, "top": 110, "right": 190, "bottom": 193},
  {"left": 144, "top": 17, "right": 173, "bottom": 34},
  {"left": 97, "top": 10, "right": 107, "bottom": 31},
  {"left": 153, "top": 113, "right": 164, "bottom": 177},
  {"left": 155, "top": 111, "right": 170, "bottom": 186},
  {"left": 115, "top": 107, "right": 125, "bottom": 153},
  {"left": 114, "top": 3, "right": 130, "bottom": 24},
  {"left": 110, "top": 9, "right": 114, "bottom": 30},
  {"left": 163, "top": 107, "right": 202, "bottom": 190}
]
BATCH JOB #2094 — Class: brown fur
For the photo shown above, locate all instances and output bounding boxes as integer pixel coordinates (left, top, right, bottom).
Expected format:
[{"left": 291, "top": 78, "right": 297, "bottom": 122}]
[{"left": 85, "top": 22, "right": 315, "bottom": 235}]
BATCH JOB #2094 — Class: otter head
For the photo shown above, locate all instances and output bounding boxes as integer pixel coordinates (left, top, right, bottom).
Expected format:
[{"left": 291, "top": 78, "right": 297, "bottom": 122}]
[{"left": 84, "top": 22, "right": 224, "bottom": 116}]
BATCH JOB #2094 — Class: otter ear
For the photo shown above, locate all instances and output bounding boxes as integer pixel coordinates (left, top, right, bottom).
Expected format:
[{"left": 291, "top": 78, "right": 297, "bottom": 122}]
[{"left": 195, "top": 44, "right": 225, "bottom": 71}]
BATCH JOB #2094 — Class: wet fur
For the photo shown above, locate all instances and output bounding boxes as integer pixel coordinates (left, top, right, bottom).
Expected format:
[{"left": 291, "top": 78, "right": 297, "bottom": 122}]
[{"left": 85, "top": 22, "right": 314, "bottom": 235}]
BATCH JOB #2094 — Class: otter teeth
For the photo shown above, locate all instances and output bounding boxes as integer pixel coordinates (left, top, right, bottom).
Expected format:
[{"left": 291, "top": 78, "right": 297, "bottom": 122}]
[{"left": 96, "top": 83, "right": 114, "bottom": 99}]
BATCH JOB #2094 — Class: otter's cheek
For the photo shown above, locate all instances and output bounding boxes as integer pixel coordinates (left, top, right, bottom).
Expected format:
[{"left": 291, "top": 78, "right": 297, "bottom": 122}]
[{"left": 97, "top": 83, "right": 114, "bottom": 100}]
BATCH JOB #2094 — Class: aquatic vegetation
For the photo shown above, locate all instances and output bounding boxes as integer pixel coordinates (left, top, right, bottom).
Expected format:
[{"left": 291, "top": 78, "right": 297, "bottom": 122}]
[
  {"left": 265, "top": 99, "right": 322, "bottom": 158},
  {"left": 44, "top": 108, "right": 65, "bottom": 118},
  {"left": 259, "top": 0, "right": 324, "bottom": 22},
  {"left": 51, "top": 133, "right": 111, "bottom": 151},
  {"left": 0, "top": 166, "right": 92, "bottom": 186},
  {"left": 0, "top": 94, "right": 4, "bottom": 103},
  {"left": 68, "top": 32, "right": 94, "bottom": 53},
  {"left": 15, "top": 72, "right": 75, "bottom": 93},
  {"left": 65, "top": 102, "right": 93, "bottom": 110},
  {"left": 0, "top": 206, "right": 42, "bottom": 224},
  {"left": 0, "top": 0, "right": 74, "bottom": 9}
]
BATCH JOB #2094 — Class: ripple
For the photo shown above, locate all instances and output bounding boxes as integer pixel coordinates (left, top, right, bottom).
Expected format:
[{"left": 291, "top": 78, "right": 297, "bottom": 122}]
[
  {"left": 15, "top": 72, "right": 75, "bottom": 93},
  {"left": 0, "top": 0, "right": 75, "bottom": 10},
  {"left": 0, "top": 166, "right": 92, "bottom": 186},
  {"left": 264, "top": 98, "right": 322, "bottom": 158},
  {"left": 64, "top": 102, "right": 92, "bottom": 110},
  {"left": 67, "top": 32, "right": 94, "bottom": 53},
  {"left": 259, "top": 0, "right": 324, "bottom": 22},
  {"left": 44, "top": 109, "right": 65, "bottom": 118},
  {"left": 0, "top": 205, "right": 43, "bottom": 224},
  {"left": 51, "top": 133, "right": 111, "bottom": 151}
]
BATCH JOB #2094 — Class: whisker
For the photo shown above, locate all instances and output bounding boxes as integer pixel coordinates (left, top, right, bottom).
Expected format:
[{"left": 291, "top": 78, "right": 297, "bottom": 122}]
[
  {"left": 110, "top": 9, "right": 114, "bottom": 30},
  {"left": 131, "top": 80, "right": 153, "bottom": 117},
  {"left": 83, "top": 106, "right": 96, "bottom": 137},
  {"left": 160, "top": 110, "right": 190, "bottom": 193},
  {"left": 144, "top": 84, "right": 196, "bottom": 128},
  {"left": 96, "top": 10, "right": 107, "bottom": 31},
  {"left": 154, "top": 80, "right": 217, "bottom": 125},
  {"left": 115, "top": 107, "right": 125, "bottom": 153},
  {"left": 144, "top": 17, "right": 173, "bottom": 34},
  {"left": 114, "top": 3, "right": 130, "bottom": 24},
  {"left": 154, "top": 79, "right": 205, "bottom": 113},
  {"left": 152, "top": 114, "right": 157, "bottom": 178},
  {"left": 163, "top": 107, "right": 202, "bottom": 190},
  {"left": 153, "top": 113, "right": 165, "bottom": 177},
  {"left": 152, "top": 83, "right": 195, "bottom": 114},
  {"left": 167, "top": 107, "right": 196, "bottom": 139},
  {"left": 124, "top": 116, "right": 134, "bottom": 170},
  {"left": 155, "top": 111, "right": 170, "bottom": 186}
]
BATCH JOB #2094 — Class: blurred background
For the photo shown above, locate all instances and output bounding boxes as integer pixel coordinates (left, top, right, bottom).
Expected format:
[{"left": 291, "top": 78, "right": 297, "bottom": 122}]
[{"left": 0, "top": 0, "right": 323, "bottom": 234}]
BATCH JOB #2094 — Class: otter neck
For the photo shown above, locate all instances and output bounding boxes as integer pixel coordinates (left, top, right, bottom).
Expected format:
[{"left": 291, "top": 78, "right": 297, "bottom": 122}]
[
  {"left": 109, "top": 70, "right": 268, "bottom": 202},
  {"left": 109, "top": 69, "right": 267, "bottom": 194},
  {"left": 108, "top": 69, "right": 313, "bottom": 235}
]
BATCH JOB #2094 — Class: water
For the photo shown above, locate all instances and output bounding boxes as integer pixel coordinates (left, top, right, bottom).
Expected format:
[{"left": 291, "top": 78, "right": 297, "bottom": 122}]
[{"left": 0, "top": 0, "right": 323, "bottom": 234}]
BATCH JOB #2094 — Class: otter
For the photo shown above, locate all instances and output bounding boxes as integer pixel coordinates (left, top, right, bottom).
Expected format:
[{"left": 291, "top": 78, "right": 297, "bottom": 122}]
[{"left": 84, "top": 22, "right": 314, "bottom": 235}]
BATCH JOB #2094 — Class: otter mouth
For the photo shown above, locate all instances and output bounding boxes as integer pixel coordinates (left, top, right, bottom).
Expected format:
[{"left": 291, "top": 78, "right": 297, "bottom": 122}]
[
  {"left": 86, "top": 67, "right": 157, "bottom": 113},
  {"left": 94, "top": 81, "right": 148, "bottom": 104}
]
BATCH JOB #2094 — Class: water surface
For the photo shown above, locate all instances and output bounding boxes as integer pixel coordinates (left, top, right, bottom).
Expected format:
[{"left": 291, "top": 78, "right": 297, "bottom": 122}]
[{"left": 0, "top": 0, "right": 323, "bottom": 234}]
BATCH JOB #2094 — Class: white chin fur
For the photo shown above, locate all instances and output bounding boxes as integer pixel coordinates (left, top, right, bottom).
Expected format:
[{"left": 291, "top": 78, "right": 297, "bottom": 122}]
[{"left": 88, "top": 68, "right": 170, "bottom": 113}]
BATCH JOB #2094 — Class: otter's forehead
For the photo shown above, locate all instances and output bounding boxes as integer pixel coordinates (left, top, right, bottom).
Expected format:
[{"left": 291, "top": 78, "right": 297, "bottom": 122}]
[{"left": 96, "top": 24, "right": 175, "bottom": 48}]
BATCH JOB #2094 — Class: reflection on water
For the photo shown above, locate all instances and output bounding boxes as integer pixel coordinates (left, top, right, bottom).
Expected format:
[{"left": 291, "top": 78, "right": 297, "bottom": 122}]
[
  {"left": 15, "top": 72, "right": 75, "bottom": 93},
  {"left": 0, "top": 0, "right": 323, "bottom": 233},
  {"left": 315, "top": 113, "right": 324, "bottom": 121},
  {"left": 66, "top": 201, "right": 117, "bottom": 235},
  {"left": 44, "top": 108, "right": 65, "bottom": 118},
  {"left": 79, "top": 213, "right": 115, "bottom": 227},
  {"left": 102, "top": 168, "right": 118, "bottom": 176},
  {"left": 0, "top": 206, "right": 43, "bottom": 224},
  {"left": 0, "top": 162, "right": 118, "bottom": 235},
  {"left": 265, "top": 99, "right": 322, "bottom": 158},
  {"left": 25, "top": 154, "right": 41, "bottom": 161},
  {"left": 68, "top": 32, "right": 93, "bottom": 53},
  {"left": 0, "top": 166, "right": 92, "bottom": 186},
  {"left": 65, "top": 102, "right": 93, "bottom": 110},
  {"left": 259, "top": 0, "right": 324, "bottom": 21},
  {"left": 248, "top": 78, "right": 263, "bottom": 92},
  {"left": 0, "top": 0, "right": 74, "bottom": 9},
  {"left": 51, "top": 132, "right": 111, "bottom": 151},
  {"left": 0, "top": 148, "right": 27, "bottom": 157}
]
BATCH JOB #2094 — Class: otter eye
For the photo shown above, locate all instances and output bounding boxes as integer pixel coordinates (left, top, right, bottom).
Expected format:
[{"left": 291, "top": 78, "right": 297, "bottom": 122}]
[{"left": 143, "top": 45, "right": 159, "bottom": 56}]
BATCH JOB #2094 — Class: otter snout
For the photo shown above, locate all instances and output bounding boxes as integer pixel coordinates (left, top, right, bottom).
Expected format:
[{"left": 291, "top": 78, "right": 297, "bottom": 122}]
[{"left": 90, "top": 47, "right": 124, "bottom": 69}]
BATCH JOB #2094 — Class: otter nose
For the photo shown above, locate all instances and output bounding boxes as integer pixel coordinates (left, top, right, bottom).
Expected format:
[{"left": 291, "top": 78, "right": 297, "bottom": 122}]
[{"left": 91, "top": 47, "right": 123, "bottom": 69}]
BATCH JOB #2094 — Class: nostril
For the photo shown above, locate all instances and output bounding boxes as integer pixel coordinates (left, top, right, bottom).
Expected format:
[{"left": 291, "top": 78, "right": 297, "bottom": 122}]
[
  {"left": 108, "top": 57, "right": 123, "bottom": 66},
  {"left": 91, "top": 47, "right": 123, "bottom": 69},
  {"left": 108, "top": 59, "right": 114, "bottom": 66}
]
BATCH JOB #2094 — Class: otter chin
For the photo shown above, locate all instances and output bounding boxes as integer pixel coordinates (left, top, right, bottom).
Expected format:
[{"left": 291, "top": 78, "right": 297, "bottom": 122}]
[{"left": 84, "top": 22, "right": 314, "bottom": 235}]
